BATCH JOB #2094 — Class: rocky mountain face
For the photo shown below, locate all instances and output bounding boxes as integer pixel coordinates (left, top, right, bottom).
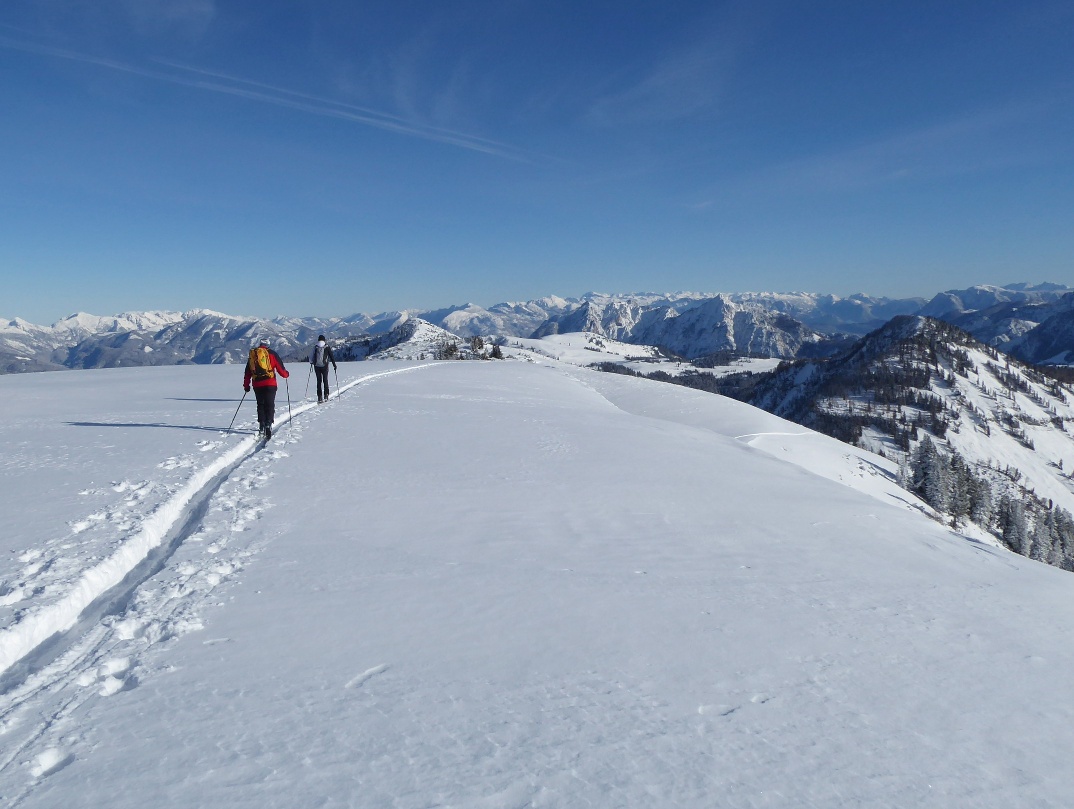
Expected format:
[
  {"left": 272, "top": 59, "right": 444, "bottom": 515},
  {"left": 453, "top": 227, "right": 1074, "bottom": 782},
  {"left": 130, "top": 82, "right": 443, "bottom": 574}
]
[
  {"left": 631, "top": 296, "right": 824, "bottom": 360},
  {"left": 529, "top": 295, "right": 829, "bottom": 360},
  {"left": 531, "top": 297, "right": 649, "bottom": 340}
]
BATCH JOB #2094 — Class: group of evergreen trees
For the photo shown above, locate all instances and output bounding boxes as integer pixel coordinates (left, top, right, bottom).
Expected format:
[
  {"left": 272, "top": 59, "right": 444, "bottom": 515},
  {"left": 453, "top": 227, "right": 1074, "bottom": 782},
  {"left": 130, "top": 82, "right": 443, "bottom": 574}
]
[
  {"left": 904, "top": 437, "right": 1074, "bottom": 570},
  {"left": 432, "top": 338, "right": 504, "bottom": 360},
  {"left": 903, "top": 437, "right": 995, "bottom": 528}
]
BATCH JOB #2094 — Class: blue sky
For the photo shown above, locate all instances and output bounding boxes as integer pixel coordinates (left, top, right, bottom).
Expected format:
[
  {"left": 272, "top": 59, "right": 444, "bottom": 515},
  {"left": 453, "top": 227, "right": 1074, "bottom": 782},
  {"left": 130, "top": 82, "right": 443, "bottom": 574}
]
[{"left": 2, "top": 1, "right": 1072, "bottom": 324}]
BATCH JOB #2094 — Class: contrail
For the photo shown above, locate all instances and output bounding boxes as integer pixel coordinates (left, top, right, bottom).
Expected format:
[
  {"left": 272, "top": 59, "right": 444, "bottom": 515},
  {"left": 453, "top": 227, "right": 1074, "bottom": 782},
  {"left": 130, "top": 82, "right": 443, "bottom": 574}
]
[{"left": 1, "top": 35, "right": 529, "bottom": 161}]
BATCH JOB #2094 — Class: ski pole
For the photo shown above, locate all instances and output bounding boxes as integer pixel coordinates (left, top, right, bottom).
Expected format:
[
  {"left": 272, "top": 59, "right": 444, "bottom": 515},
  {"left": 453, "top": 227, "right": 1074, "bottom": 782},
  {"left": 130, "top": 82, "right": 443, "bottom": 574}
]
[
  {"left": 226, "top": 390, "right": 248, "bottom": 435},
  {"left": 304, "top": 361, "right": 313, "bottom": 400},
  {"left": 333, "top": 365, "right": 340, "bottom": 400},
  {"left": 286, "top": 376, "right": 293, "bottom": 427}
]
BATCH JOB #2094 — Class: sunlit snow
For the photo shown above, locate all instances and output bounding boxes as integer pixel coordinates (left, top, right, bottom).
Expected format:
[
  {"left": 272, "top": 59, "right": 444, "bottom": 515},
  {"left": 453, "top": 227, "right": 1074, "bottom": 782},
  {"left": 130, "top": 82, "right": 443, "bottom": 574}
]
[{"left": 1, "top": 358, "right": 1073, "bottom": 807}]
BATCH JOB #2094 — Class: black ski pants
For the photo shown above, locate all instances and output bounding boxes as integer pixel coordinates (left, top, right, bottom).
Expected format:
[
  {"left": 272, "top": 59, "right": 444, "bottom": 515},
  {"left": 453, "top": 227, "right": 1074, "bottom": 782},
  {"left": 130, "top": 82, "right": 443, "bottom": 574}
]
[
  {"left": 253, "top": 385, "right": 277, "bottom": 430},
  {"left": 314, "top": 365, "right": 330, "bottom": 400}
]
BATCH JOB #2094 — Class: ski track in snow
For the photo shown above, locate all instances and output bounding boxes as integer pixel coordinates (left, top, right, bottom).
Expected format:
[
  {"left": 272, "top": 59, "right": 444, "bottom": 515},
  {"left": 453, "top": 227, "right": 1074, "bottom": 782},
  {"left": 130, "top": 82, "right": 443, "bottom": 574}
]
[{"left": 0, "top": 364, "right": 434, "bottom": 795}]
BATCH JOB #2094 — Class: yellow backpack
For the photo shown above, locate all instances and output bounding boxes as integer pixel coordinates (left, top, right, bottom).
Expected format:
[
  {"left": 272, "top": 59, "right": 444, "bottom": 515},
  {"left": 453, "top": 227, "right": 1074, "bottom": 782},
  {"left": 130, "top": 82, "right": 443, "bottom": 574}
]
[{"left": 248, "top": 346, "right": 275, "bottom": 382}]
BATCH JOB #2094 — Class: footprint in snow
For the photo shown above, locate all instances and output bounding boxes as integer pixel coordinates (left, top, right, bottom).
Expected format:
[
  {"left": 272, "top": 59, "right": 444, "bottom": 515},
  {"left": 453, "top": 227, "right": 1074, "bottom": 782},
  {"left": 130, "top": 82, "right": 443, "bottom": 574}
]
[
  {"left": 99, "top": 674, "right": 135, "bottom": 697},
  {"left": 30, "top": 748, "right": 74, "bottom": 778},
  {"left": 158, "top": 456, "right": 194, "bottom": 470},
  {"left": 75, "top": 657, "right": 134, "bottom": 695},
  {"left": 70, "top": 512, "right": 106, "bottom": 534},
  {"left": 112, "top": 617, "right": 146, "bottom": 641},
  {"left": 100, "top": 656, "right": 130, "bottom": 677}
]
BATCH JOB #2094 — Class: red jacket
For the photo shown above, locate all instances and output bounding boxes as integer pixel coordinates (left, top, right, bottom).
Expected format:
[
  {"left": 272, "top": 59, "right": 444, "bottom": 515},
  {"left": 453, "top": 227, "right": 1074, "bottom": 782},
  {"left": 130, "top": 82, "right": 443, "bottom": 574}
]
[{"left": 244, "top": 348, "right": 290, "bottom": 389}]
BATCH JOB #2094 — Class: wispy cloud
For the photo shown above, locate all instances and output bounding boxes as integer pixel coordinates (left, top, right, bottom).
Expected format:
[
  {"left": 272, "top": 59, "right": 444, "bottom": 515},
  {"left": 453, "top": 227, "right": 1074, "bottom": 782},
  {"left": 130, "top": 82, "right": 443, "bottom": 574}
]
[
  {"left": 744, "top": 99, "right": 1068, "bottom": 197},
  {"left": 0, "top": 35, "right": 529, "bottom": 161},
  {"left": 118, "top": 0, "right": 216, "bottom": 37},
  {"left": 584, "top": 5, "right": 763, "bottom": 128},
  {"left": 586, "top": 43, "right": 732, "bottom": 127}
]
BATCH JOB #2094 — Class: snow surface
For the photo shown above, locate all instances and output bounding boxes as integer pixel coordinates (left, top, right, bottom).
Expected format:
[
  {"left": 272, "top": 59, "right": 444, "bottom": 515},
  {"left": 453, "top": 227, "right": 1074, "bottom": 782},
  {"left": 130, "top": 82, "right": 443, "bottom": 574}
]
[
  {"left": 2, "top": 359, "right": 1074, "bottom": 807},
  {"left": 507, "top": 332, "right": 782, "bottom": 377}
]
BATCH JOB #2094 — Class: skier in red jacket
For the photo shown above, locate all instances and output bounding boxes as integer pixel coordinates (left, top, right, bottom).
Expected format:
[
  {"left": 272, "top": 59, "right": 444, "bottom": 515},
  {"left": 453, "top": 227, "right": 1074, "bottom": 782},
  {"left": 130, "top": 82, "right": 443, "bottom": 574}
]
[{"left": 243, "top": 339, "right": 290, "bottom": 439}]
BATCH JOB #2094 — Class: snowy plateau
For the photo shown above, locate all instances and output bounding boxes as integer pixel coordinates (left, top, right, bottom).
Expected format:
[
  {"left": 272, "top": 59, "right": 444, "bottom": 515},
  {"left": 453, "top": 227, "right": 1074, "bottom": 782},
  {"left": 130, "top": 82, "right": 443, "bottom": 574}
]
[{"left": 3, "top": 351, "right": 1074, "bottom": 808}]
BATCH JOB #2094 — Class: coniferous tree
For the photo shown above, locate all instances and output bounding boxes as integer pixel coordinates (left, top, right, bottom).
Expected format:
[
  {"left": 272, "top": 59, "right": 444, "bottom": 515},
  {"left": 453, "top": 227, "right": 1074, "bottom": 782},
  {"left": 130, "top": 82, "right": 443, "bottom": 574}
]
[
  {"left": 1055, "top": 508, "right": 1074, "bottom": 570},
  {"left": 909, "top": 437, "right": 936, "bottom": 496},
  {"left": 948, "top": 454, "right": 972, "bottom": 525},
  {"left": 910, "top": 437, "right": 951, "bottom": 514},
  {"left": 1041, "top": 509, "right": 1064, "bottom": 567},
  {"left": 998, "top": 497, "right": 1030, "bottom": 557},
  {"left": 1028, "top": 504, "right": 1050, "bottom": 563},
  {"left": 969, "top": 477, "right": 994, "bottom": 528}
]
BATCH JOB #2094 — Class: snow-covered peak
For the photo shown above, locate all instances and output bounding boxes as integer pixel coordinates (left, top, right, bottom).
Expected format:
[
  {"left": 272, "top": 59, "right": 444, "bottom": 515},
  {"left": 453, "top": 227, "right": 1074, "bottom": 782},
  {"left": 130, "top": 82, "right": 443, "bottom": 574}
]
[
  {"left": 51, "top": 311, "right": 106, "bottom": 331},
  {"left": 182, "top": 308, "right": 246, "bottom": 321},
  {"left": 50, "top": 310, "right": 187, "bottom": 335},
  {"left": 1004, "top": 281, "right": 1071, "bottom": 293},
  {"left": 920, "top": 283, "right": 1074, "bottom": 318},
  {"left": 1, "top": 316, "right": 47, "bottom": 333}
]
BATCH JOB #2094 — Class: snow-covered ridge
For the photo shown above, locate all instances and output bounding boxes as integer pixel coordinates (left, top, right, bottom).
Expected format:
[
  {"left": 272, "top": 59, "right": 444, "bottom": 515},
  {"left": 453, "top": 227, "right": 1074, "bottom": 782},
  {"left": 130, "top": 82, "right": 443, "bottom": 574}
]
[
  {"left": 919, "top": 282, "right": 1071, "bottom": 318},
  {"left": 50, "top": 311, "right": 188, "bottom": 337}
]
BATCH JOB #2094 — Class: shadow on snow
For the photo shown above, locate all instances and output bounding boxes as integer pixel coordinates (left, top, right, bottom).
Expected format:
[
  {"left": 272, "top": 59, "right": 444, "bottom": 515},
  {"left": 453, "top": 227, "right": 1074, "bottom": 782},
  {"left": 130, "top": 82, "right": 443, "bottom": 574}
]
[{"left": 65, "top": 421, "right": 252, "bottom": 434}]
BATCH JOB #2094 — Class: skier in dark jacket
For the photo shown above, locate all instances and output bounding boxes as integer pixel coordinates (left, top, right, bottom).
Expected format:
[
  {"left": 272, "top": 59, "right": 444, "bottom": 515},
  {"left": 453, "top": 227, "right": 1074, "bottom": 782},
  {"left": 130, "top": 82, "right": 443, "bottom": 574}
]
[
  {"left": 310, "top": 335, "right": 337, "bottom": 403},
  {"left": 243, "top": 339, "right": 289, "bottom": 439}
]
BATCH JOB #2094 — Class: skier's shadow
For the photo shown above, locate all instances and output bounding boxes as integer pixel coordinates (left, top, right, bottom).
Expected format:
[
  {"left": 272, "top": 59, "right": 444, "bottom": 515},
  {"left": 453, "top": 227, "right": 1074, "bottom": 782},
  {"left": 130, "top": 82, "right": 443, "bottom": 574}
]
[
  {"left": 163, "top": 397, "right": 241, "bottom": 403},
  {"left": 66, "top": 421, "right": 250, "bottom": 434}
]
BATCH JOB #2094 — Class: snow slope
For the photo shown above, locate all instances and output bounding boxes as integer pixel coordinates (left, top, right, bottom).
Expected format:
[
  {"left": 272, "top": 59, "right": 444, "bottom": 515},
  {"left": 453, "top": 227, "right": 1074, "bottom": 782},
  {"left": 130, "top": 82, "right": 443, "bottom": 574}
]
[{"left": 2, "top": 360, "right": 1074, "bottom": 807}]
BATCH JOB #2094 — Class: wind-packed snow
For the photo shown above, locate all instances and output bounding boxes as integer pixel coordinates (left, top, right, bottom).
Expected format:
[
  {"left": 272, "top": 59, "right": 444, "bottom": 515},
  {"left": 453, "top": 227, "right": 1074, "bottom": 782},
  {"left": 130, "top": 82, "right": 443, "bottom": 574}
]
[{"left": 2, "top": 359, "right": 1074, "bottom": 807}]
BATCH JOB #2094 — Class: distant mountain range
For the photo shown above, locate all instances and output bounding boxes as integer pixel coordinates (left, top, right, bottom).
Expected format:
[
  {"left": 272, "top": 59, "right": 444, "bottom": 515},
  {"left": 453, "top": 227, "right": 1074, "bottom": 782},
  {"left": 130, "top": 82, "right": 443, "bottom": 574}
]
[{"left": 2, "top": 282, "right": 1072, "bottom": 373}]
